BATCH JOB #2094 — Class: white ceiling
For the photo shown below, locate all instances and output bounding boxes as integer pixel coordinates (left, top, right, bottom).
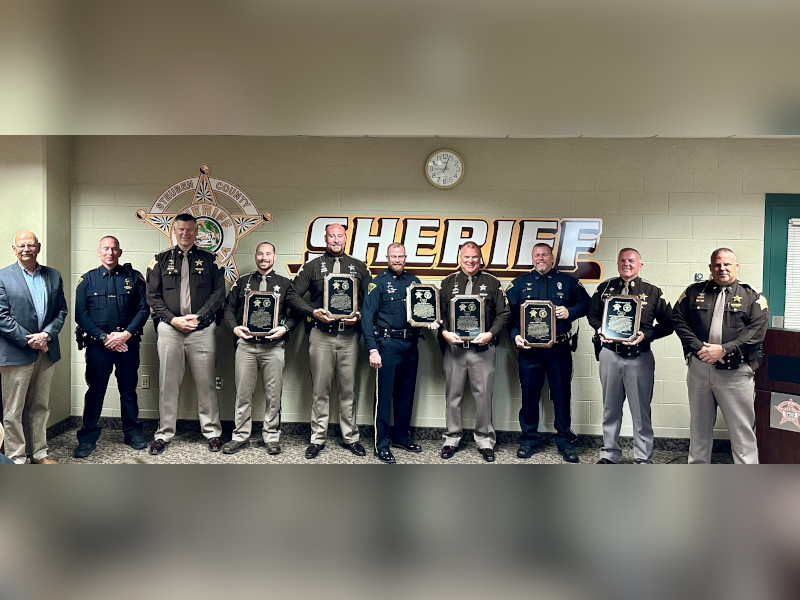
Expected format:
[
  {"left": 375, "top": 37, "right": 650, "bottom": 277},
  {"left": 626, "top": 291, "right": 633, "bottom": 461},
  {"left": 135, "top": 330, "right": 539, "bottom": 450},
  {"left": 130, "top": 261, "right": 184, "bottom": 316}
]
[{"left": 3, "top": 0, "right": 800, "bottom": 137}]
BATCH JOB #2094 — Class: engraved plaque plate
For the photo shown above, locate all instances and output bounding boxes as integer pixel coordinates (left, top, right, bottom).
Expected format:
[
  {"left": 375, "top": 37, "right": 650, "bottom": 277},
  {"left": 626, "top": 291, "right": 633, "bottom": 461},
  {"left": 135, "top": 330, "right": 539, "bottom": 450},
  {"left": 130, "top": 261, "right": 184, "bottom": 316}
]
[
  {"left": 601, "top": 295, "right": 642, "bottom": 343},
  {"left": 243, "top": 291, "right": 279, "bottom": 337},
  {"left": 323, "top": 274, "right": 358, "bottom": 319},
  {"left": 450, "top": 295, "right": 485, "bottom": 341},
  {"left": 406, "top": 283, "right": 441, "bottom": 327},
  {"left": 520, "top": 300, "right": 556, "bottom": 348}
]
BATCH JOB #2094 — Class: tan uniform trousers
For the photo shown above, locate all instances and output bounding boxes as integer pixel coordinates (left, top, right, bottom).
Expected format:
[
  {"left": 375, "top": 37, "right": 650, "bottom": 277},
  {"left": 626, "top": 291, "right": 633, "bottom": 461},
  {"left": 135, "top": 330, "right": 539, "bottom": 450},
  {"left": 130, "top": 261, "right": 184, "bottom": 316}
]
[
  {"left": 308, "top": 327, "right": 360, "bottom": 445},
  {"left": 155, "top": 321, "right": 221, "bottom": 441},
  {"left": 1, "top": 353, "right": 55, "bottom": 464},
  {"left": 687, "top": 357, "right": 758, "bottom": 464},
  {"left": 231, "top": 341, "right": 285, "bottom": 443},
  {"left": 443, "top": 344, "right": 497, "bottom": 450}
]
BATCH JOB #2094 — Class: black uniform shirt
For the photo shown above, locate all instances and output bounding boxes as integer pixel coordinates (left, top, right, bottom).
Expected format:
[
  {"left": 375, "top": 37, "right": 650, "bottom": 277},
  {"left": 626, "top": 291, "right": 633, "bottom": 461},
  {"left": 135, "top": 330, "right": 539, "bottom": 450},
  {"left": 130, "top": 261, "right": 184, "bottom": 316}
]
[
  {"left": 439, "top": 270, "right": 509, "bottom": 339},
  {"left": 223, "top": 270, "right": 299, "bottom": 345},
  {"left": 587, "top": 276, "right": 673, "bottom": 348},
  {"left": 286, "top": 252, "right": 372, "bottom": 317},
  {"left": 672, "top": 279, "right": 768, "bottom": 358}
]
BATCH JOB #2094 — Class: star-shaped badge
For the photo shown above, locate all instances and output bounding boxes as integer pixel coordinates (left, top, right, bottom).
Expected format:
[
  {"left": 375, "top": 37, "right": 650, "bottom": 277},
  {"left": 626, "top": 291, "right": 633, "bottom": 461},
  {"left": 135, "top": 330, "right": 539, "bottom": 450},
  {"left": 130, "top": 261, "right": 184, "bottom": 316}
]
[
  {"left": 732, "top": 294, "right": 742, "bottom": 303},
  {"left": 639, "top": 293, "right": 647, "bottom": 301},
  {"left": 480, "top": 284, "right": 487, "bottom": 291},
  {"left": 195, "top": 259, "right": 204, "bottom": 267},
  {"left": 274, "top": 285, "right": 281, "bottom": 292}
]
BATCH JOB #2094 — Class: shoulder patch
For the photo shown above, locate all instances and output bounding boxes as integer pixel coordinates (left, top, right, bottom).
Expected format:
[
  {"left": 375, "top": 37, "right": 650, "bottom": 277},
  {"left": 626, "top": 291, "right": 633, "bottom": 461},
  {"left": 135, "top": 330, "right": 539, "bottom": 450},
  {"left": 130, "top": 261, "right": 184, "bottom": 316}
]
[
  {"left": 677, "top": 290, "right": 687, "bottom": 303},
  {"left": 756, "top": 295, "right": 768, "bottom": 310},
  {"left": 147, "top": 257, "right": 157, "bottom": 271},
  {"left": 368, "top": 283, "right": 377, "bottom": 294},
  {"left": 76, "top": 276, "right": 83, "bottom": 287},
  {"left": 506, "top": 282, "right": 514, "bottom": 291}
]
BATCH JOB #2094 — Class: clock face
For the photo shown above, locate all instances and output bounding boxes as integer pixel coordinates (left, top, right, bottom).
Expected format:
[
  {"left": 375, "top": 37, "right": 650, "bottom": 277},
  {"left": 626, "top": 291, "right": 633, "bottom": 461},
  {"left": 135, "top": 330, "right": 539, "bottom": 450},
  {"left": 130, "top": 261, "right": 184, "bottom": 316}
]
[{"left": 425, "top": 149, "right": 464, "bottom": 189}]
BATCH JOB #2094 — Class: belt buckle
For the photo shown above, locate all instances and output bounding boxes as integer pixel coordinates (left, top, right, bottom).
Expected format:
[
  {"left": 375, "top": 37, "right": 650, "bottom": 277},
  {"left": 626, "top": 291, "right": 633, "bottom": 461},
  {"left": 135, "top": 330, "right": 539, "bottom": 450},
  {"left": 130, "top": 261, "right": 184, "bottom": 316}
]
[
  {"left": 338, "top": 321, "right": 345, "bottom": 332},
  {"left": 462, "top": 341, "right": 470, "bottom": 349}
]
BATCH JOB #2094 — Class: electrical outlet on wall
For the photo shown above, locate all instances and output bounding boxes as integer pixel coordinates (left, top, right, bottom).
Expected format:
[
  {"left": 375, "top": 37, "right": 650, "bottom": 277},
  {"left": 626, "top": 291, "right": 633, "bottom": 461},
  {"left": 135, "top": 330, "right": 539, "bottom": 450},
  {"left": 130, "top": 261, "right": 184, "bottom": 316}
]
[
  {"left": 141, "top": 374, "right": 150, "bottom": 389},
  {"left": 215, "top": 377, "right": 223, "bottom": 390}
]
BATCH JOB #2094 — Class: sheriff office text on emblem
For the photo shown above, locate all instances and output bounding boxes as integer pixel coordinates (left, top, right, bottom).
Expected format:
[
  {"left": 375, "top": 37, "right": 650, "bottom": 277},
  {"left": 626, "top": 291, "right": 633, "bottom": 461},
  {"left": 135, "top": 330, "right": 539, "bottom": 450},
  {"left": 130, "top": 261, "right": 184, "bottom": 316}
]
[{"left": 136, "top": 164, "right": 272, "bottom": 284}]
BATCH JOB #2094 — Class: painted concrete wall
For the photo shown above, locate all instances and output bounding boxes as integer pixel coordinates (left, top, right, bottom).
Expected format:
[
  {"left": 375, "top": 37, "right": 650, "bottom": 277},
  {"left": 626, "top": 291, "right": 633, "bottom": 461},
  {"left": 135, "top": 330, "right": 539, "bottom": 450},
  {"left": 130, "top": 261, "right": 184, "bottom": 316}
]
[
  {"left": 0, "top": 135, "right": 72, "bottom": 425},
  {"left": 66, "top": 136, "right": 793, "bottom": 439}
]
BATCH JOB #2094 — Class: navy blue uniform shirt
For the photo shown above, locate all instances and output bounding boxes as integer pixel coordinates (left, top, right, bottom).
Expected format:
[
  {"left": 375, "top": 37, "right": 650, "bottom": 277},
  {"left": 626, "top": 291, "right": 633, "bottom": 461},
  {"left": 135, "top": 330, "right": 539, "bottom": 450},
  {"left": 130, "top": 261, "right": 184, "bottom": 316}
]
[
  {"left": 506, "top": 268, "right": 590, "bottom": 339},
  {"left": 361, "top": 268, "right": 421, "bottom": 352},
  {"left": 75, "top": 264, "right": 149, "bottom": 341}
]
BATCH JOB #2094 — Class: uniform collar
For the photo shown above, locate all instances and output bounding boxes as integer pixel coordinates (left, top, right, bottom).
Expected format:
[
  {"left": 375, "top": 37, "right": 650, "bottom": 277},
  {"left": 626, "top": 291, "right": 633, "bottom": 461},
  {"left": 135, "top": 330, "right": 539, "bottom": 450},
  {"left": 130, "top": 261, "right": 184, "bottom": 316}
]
[
  {"left": 100, "top": 265, "right": 123, "bottom": 276},
  {"left": 533, "top": 268, "right": 554, "bottom": 279},
  {"left": 384, "top": 268, "right": 408, "bottom": 280},
  {"left": 174, "top": 244, "right": 198, "bottom": 256},
  {"left": 324, "top": 251, "right": 346, "bottom": 261},
  {"left": 712, "top": 279, "right": 738, "bottom": 291}
]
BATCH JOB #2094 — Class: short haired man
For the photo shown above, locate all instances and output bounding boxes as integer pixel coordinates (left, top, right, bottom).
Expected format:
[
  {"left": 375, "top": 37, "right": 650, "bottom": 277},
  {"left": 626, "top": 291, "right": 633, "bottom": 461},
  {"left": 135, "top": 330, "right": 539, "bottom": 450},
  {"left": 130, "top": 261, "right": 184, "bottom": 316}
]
[
  {"left": 222, "top": 242, "right": 299, "bottom": 455},
  {"left": 146, "top": 213, "right": 226, "bottom": 455},
  {"left": 286, "top": 223, "right": 372, "bottom": 460},
  {"left": 0, "top": 231, "right": 68, "bottom": 464},
  {"left": 672, "top": 248, "right": 768, "bottom": 464},
  {"left": 362, "top": 243, "right": 436, "bottom": 464},
  {"left": 586, "top": 248, "right": 673, "bottom": 464},
  {"left": 73, "top": 236, "right": 150, "bottom": 458},
  {"left": 439, "top": 241, "right": 509, "bottom": 462},
  {"left": 506, "top": 243, "right": 590, "bottom": 463}
]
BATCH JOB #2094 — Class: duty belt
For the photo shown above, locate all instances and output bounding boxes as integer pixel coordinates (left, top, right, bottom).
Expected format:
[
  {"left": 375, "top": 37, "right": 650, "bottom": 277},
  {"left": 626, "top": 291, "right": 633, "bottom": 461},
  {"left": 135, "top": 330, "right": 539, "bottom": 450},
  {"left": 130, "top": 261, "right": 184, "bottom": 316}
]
[
  {"left": 378, "top": 328, "right": 417, "bottom": 340},
  {"left": 602, "top": 341, "right": 641, "bottom": 358},
  {"left": 314, "top": 319, "right": 356, "bottom": 333}
]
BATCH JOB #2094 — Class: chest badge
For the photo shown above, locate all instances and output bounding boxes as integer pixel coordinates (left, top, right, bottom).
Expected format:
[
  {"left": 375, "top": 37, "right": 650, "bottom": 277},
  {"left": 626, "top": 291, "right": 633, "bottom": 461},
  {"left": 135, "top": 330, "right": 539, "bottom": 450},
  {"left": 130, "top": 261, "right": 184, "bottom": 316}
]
[
  {"left": 320, "top": 262, "right": 329, "bottom": 274},
  {"left": 479, "top": 284, "right": 487, "bottom": 292},
  {"left": 639, "top": 293, "right": 647, "bottom": 302},
  {"left": 387, "top": 282, "right": 396, "bottom": 294},
  {"left": 124, "top": 277, "right": 133, "bottom": 290},
  {"left": 348, "top": 264, "right": 356, "bottom": 273},
  {"left": 696, "top": 293, "right": 706, "bottom": 303},
  {"left": 274, "top": 285, "right": 281, "bottom": 293}
]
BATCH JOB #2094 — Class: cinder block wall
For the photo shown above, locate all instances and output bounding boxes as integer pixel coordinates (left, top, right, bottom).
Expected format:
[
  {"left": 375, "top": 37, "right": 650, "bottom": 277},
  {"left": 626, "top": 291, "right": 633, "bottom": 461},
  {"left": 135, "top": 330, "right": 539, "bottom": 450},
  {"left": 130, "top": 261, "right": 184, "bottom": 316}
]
[{"left": 69, "top": 136, "right": 791, "bottom": 439}]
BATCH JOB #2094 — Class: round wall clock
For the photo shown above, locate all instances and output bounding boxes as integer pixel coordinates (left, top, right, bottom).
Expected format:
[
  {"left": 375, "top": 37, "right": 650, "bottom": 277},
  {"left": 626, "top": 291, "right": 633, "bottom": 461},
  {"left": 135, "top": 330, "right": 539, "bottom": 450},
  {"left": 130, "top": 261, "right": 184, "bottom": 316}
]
[{"left": 425, "top": 149, "right": 464, "bottom": 189}]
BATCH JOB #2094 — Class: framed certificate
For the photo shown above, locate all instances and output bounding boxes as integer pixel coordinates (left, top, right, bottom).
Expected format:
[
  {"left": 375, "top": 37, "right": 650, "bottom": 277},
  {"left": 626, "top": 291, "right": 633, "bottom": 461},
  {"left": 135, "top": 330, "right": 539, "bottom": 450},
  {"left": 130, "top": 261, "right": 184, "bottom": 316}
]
[
  {"left": 323, "top": 274, "right": 358, "bottom": 319},
  {"left": 601, "top": 295, "right": 642, "bottom": 342},
  {"left": 243, "top": 291, "right": 279, "bottom": 337},
  {"left": 450, "top": 295, "right": 485, "bottom": 341},
  {"left": 520, "top": 300, "right": 556, "bottom": 348},
  {"left": 406, "top": 283, "right": 441, "bottom": 327}
]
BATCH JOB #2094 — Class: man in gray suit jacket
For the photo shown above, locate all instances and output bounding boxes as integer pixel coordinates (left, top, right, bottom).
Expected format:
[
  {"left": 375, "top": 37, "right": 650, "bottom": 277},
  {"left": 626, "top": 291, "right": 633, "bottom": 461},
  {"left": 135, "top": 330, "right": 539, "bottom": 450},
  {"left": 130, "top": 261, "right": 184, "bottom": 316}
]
[{"left": 0, "top": 231, "right": 68, "bottom": 464}]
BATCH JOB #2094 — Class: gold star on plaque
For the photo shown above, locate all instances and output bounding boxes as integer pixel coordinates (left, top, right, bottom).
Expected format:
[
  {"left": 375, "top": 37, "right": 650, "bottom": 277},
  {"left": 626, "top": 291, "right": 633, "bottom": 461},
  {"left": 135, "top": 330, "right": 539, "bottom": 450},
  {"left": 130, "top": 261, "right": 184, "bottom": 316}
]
[{"left": 254, "top": 299, "right": 261, "bottom": 307}]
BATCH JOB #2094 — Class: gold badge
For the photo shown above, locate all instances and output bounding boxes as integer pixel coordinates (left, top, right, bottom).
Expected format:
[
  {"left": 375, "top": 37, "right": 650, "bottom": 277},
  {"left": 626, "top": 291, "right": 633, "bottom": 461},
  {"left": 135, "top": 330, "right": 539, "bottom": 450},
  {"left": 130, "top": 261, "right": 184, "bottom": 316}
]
[
  {"left": 195, "top": 259, "right": 204, "bottom": 267},
  {"left": 639, "top": 293, "right": 647, "bottom": 302}
]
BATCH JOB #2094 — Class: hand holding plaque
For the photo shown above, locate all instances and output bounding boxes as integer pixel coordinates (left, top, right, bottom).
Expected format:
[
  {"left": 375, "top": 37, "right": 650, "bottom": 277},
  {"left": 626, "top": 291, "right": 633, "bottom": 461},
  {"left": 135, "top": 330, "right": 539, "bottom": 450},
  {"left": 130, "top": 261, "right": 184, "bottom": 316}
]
[
  {"left": 243, "top": 291, "right": 279, "bottom": 337},
  {"left": 520, "top": 300, "right": 556, "bottom": 348},
  {"left": 407, "top": 283, "right": 441, "bottom": 327},
  {"left": 323, "top": 274, "right": 359, "bottom": 319},
  {"left": 601, "top": 295, "right": 642, "bottom": 342},
  {"left": 449, "top": 295, "right": 485, "bottom": 341}
]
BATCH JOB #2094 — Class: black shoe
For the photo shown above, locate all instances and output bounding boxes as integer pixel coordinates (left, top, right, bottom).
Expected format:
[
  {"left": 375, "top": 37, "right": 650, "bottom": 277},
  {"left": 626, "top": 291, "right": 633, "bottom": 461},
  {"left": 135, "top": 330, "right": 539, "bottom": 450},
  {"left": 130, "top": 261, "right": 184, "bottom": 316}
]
[
  {"left": 441, "top": 445, "right": 457, "bottom": 460},
  {"left": 222, "top": 439, "right": 250, "bottom": 454},
  {"left": 149, "top": 439, "right": 169, "bottom": 455},
  {"left": 305, "top": 443, "right": 325, "bottom": 459},
  {"left": 124, "top": 433, "right": 147, "bottom": 450},
  {"left": 265, "top": 442, "right": 282, "bottom": 455},
  {"left": 558, "top": 446, "right": 580, "bottom": 463},
  {"left": 343, "top": 442, "right": 366, "bottom": 456},
  {"left": 73, "top": 443, "right": 96, "bottom": 459},
  {"left": 374, "top": 449, "right": 396, "bottom": 464},
  {"left": 596, "top": 457, "right": 616, "bottom": 464},
  {"left": 479, "top": 448, "right": 496, "bottom": 463},
  {"left": 392, "top": 440, "right": 422, "bottom": 453},
  {"left": 208, "top": 437, "right": 223, "bottom": 452},
  {"left": 516, "top": 445, "right": 534, "bottom": 459}
]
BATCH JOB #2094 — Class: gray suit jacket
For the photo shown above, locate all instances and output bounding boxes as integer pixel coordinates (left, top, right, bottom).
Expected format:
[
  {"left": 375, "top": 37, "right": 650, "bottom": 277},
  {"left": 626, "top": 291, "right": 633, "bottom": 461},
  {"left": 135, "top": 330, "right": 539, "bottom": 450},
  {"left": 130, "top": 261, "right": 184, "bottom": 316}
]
[{"left": 0, "top": 262, "right": 68, "bottom": 366}]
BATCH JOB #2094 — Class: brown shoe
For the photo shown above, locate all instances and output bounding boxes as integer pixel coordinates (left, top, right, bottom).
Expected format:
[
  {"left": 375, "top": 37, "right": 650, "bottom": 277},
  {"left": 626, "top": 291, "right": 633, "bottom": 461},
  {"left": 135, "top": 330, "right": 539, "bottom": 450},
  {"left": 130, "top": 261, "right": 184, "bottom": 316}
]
[{"left": 32, "top": 457, "right": 58, "bottom": 464}]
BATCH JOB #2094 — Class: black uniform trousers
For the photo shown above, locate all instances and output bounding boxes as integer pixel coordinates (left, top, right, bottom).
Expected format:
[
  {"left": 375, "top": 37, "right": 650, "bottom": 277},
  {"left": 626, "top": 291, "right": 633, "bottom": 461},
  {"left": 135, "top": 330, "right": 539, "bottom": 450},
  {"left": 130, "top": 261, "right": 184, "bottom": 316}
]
[
  {"left": 373, "top": 337, "right": 418, "bottom": 452},
  {"left": 77, "top": 339, "right": 142, "bottom": 445},
  {"left": 518, "top": 342, "right": 577, "bottom": 448}
]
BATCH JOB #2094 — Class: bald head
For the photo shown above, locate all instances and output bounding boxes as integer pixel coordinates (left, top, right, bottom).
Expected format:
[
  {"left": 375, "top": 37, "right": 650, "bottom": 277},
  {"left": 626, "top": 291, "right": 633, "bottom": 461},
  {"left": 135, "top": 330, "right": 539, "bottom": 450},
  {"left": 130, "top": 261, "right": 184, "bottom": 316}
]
[{"left": 12, "top": 230, "right": 41, "bottom": 270}]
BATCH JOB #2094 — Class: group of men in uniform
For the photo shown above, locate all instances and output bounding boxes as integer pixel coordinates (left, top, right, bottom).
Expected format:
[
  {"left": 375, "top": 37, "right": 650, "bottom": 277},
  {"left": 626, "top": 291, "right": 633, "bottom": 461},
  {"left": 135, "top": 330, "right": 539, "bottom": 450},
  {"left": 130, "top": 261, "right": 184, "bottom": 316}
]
[{"left": 0, "top": 218, "right": 770, "bottom": 465}]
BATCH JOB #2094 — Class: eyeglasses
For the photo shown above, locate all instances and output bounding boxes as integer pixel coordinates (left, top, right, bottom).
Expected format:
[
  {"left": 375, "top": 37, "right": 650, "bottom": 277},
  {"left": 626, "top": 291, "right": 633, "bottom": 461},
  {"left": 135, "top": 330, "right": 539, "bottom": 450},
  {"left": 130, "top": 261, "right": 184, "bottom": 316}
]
[
  {"left": 15, "top": 244, "right": 37, "bottom": 250},
  {"left": 387, "top": 255, "right": 407, "bottom": 259}
]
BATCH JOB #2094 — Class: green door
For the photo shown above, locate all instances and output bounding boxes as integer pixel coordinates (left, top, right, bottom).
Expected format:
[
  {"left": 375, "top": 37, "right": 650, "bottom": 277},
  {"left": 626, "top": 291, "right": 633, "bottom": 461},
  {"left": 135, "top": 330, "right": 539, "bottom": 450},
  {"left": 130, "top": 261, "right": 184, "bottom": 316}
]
[{"left": 764, "top": 194, "right": 800, "bottom": 328}]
